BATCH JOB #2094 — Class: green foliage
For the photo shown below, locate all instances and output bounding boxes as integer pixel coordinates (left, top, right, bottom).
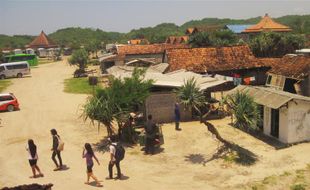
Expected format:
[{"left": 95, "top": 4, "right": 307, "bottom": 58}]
[
  {"left": 0, "top": 35, "right": 34, "bottom": 49},
  {"left": 69, "top": 49, "right": 88, "bottom": 71},
  {"left": 290, "top": 184, "right": 306, "bottom": 190},
  {"left": 1, "top": 15, "right": 309, "bottom": 49},
  {"left": 189, "top": 30, "right": 238, "bottom": 47},
  {"left": 250, "top": 32, "right": 305, "bottom": 57},
  {"left": 176, "top": 77, "right": 205, "bottom": 112},
  {"left": 64, "top": 78, "right": 101, "bottom": 94},
  {"left": 83, "top": 68, "right": 153, "bottom": 137},
  {"left": 189, "top": 32, "right": 213, "bottom": 47},
  {"left": 0, "top": 51, "right": 4, "bottom": 63},
  {"left": 225, "top": 91, "right": 261, "bottom": 131},
  {"left": 126, "top": 23, "right": 183, "bottom": 43},
  {"left": 49, "top": 27, "right": 123, "bottom": 49}
]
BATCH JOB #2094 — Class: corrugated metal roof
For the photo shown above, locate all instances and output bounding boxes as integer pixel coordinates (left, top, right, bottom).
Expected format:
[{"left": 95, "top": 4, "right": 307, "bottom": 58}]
[
  {"left": 107, "top": 66, "right": 227, "bottom": 90},
  {"left": 227, "top": 85, "right": 310, "bottom": 109},
  {"left": 225, "top": 25, "right": 253, "bottom": 34}
]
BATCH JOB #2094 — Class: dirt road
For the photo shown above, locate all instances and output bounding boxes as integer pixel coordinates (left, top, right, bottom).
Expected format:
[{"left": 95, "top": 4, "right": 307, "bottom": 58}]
[{"left": 1, "top": 60, "right": 310, "bottom": 190}]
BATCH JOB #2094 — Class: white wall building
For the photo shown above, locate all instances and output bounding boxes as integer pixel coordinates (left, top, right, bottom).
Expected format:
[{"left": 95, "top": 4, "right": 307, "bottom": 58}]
[{"left": 229, "top": 85, "right": 310, "bottom": 144}]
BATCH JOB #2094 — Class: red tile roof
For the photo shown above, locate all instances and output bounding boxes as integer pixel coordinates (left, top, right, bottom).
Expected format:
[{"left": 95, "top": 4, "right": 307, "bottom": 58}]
[
  {"left": 166, "top": 45, "right": 266, "bottom": 73},
  {"left": 243, "top": 14, "right": 292, "bottom": 33},
  {"left": 165, "top": 36, "right": 189, "bottom": 44},
  {"left": 263, "top": 55, "right": 310, "bottom": 80},
  {"left": 128, "top": 39, "right": 150, "bottom": 45},
  {"left": 29, "top": 31, "right": 57, "bottom": 49},
  {"left": 117, "top": 43, "right": 189, "bottom": 55}
]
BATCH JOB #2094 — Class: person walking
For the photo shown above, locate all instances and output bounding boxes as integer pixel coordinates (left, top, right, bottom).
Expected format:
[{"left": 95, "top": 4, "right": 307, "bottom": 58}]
[
  {"left": 107, "top": 136, "right": 122, "bottom": 180},
  {"left": 50, "top": 129, "right": 63, "bottom": 171},
  {"left": 144, "top": 114, "right": 157, "bottom": 154},
  {"left": 83, "top": 143, "right": 102, "bottom": 187},
  {"left": 26, "top": 139, "right": 43, "bottom": 178},
  {"left": 175, "top": 103, "right": 181, "bottom": 131}
]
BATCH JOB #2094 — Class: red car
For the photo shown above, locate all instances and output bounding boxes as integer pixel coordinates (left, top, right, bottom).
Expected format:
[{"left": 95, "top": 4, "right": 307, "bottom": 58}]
[{"left": 0, "top": 93, "right": 19, "bottom": 112}]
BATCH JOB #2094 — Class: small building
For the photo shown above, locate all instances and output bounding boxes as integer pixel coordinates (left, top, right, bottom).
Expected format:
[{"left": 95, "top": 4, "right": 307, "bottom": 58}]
[
  {"left": 242, "top": 14, "right": 292, "bottom": 33},
  {"left": 107, "top": 66, "right": 228, "bottom": 123},
  {"left": 128, "top": 39, "right": 150, "bottom": 45},
  {"left": 165, "top": 36, "right": 189, "bottom": 44},
  {"left": 228, "top": 85, "right": 310, "bottom": 144},
  {"left": 100, "top": 43, "right": 189, "bottom": 71},
  {"left": 296, "top": 49, "right": 310, "bottom": 56},
  {"left": 165, "top": 45, "right": 270, "bottom": 85},
  {"left": 28, "top": 31, "right": 58, "bottom": 49},
  {"left": 14, "top": 49, "right": 23, "bottom": 55},
  {"left": 261, "top": 54, "right": 310, "bottom": 97}
]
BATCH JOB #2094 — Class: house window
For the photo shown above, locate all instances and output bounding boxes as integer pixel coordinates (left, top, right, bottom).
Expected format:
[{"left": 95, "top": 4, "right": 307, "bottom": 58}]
[{"left": 266, "top": 74, "right": 285, "bottom": 90}]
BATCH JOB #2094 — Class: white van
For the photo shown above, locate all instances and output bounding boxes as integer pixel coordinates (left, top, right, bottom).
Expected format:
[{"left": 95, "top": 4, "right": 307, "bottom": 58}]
[{"left": 0, "top": 61, "right": 31, "bottom": 79}]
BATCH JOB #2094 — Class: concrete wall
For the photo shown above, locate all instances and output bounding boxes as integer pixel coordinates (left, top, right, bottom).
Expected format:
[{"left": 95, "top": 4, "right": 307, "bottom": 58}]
[
  {"left": 279, "top": 106, "right": 289, "bottom": 143},
  {"left": 300, "top": 75, "right": 310, "bottom": 97},
  {"left": 286, "top": 100, "right": 310, "bottom": 143},
  {"left": 145, "top": 92, "right": 192, "bottom": 123},
  {"left": 263, "top": 100, "right": 310, "bottom": 144},
  {"left": 263, "top": 106, "right": 289, "bottom": 143}
]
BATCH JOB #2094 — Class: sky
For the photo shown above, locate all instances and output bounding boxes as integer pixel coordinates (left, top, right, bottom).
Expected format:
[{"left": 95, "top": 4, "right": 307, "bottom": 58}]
[{"left": 0, "top": 0, "right": 309, "bottom": 35}]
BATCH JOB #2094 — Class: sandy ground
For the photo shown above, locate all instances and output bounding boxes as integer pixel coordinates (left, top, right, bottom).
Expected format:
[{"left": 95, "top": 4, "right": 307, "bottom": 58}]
[{"left": 1, "top": 60, "right": 310, "bottom": 190}]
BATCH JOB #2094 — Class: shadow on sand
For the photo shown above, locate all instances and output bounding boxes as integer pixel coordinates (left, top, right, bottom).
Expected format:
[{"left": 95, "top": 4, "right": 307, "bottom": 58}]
[
  {"left": 185, "top": 143, "right": 258, "bottom": 166},
  {"left": 93, "top": 137, "right": 136, "bottom": 154}
]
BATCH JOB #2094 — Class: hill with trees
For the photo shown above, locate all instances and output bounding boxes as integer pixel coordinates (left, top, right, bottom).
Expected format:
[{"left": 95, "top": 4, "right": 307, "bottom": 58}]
[{"left": 0, "top": 14, "right": 309, "bottom": 50}]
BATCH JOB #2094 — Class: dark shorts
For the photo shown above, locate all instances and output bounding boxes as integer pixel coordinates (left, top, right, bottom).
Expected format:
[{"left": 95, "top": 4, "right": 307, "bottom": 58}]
[
  {"left": 87, "top": 164, "right": 93, "bottom": 173},
  {"left": 29, "top": 159, "right": 37, "bottom": 167}
]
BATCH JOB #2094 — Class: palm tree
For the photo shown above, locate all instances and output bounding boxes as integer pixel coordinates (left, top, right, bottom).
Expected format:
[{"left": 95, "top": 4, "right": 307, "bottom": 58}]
[
  {"left": 224, "top": 90, "right": 261, "bottom": 132},
  {"left": 83, "top": 94, "right": 115, "bottom": 137},
  {"left": 83, "top": 68, "right": 153, "bottom": 140},
  {"left": 176, "top": 78, "right": 230, "bottom": 145}
]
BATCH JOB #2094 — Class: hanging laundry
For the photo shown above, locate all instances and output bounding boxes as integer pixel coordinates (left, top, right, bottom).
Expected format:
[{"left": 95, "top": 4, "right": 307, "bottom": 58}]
[
  {"left": 233, "top": 78, "right": 242, "bottom": 85},
  {"left": 243, "top": 77, "right": 251, "bottom": 85},
  {"left": 233, "top": 73, "right": 241, "bottom": 78},
  {"left": 214, "top": 74, "right": 225, "bottom": 80},
  {"left": 226, "top": 76, "right": 234, "bottom": 81}
]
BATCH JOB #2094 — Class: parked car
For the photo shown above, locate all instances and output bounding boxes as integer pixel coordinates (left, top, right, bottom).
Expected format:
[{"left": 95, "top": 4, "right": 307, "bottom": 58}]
[
  {"left": 0, "top": 61, "right": 31, "bottom": 79},
  {"left": 0, "top": 93, "right": 19, "bottom": 112}
]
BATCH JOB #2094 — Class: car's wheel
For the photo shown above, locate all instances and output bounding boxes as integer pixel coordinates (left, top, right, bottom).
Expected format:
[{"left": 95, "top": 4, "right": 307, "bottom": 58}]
[
  {"left": 7, "top": 105, "right": 14, "bottom": 112},
  {"left": 0, "top": 75, "right": 5, "bottom": 80},
  {"left": 17, "top": 73, "right": 23, "bottom": 78}
]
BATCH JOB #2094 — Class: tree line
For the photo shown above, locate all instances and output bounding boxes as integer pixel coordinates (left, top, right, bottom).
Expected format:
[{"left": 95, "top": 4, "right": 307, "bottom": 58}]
[{"left": 0, "top": 15, "right": 308, "bottom": 58}]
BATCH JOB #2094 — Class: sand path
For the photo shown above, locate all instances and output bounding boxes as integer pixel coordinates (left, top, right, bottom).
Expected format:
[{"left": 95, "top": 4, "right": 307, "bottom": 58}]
[{"left": 1, "top": 60, "right": 310, "bottom": 190}]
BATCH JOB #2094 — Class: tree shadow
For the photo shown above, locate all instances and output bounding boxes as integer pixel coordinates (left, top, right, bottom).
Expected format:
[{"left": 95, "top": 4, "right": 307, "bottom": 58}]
[
  {"left": 184, "top": 154, "right": 207, "bottom": 166},
  {"left": 185, "top": 143, "right": 258, "bottom": 166},
  {"left": 206, "top": 143, "right": 258, "bottom": 166},
  {"left": 93, "top": 137, "right": 136, "bottom": 154}
]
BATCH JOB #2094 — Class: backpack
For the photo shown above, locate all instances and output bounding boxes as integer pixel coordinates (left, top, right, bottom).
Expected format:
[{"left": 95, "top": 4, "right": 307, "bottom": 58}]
[
  {"left": 113, "top": 143, "right": 125, "bottom": 161},
  {"left": 56, "top": 135, "right": 64, "bottom": 151}
]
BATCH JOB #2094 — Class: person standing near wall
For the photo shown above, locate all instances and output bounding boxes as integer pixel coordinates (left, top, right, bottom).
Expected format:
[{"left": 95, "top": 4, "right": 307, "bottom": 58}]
[
  {"left": 175, "top": 103, "right": 181, "bottom": 131},
  {"left": 144, "top": 114, "right": 157, "bottom": 154}
]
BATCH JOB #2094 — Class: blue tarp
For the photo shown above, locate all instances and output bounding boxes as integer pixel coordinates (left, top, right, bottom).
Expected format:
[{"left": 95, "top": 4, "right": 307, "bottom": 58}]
[{"left": 225, "top": 25, "right": 253, "bottom": 34}]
